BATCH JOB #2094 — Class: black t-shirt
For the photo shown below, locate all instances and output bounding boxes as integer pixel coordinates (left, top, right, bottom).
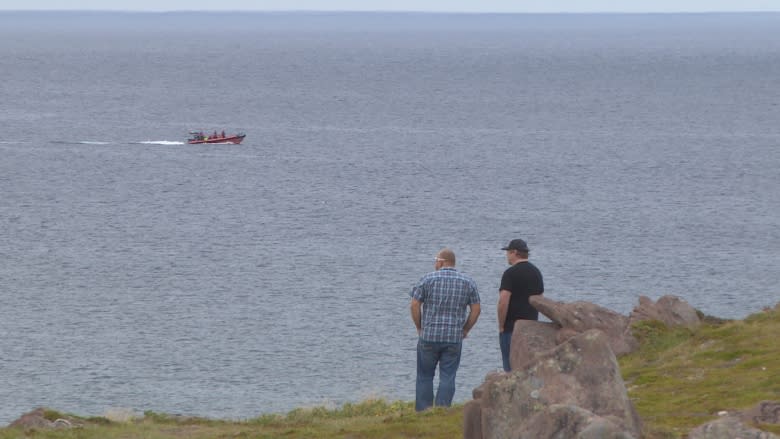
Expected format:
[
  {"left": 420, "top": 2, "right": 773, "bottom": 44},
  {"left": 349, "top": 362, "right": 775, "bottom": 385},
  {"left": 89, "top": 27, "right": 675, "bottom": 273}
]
[{"left": 499, "top": 261, "right": 544, "bottom": 333}]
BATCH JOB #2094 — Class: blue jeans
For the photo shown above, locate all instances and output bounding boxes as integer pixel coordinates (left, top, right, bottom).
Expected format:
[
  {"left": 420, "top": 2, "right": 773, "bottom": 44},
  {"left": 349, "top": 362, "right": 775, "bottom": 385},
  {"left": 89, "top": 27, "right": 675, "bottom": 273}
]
[
  {"left": 499, "top": 331, "right": 512, "bottom": 372},
  {"left": 416, "top": 339, "right": 462, "bottom": 411}
]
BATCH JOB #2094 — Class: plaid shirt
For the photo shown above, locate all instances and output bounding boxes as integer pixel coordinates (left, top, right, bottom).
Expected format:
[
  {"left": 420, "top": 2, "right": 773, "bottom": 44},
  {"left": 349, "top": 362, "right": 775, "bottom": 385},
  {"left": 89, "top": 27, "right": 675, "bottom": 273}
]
[{"left": 410, "top": 267, "right": 480, "bottom": 343}]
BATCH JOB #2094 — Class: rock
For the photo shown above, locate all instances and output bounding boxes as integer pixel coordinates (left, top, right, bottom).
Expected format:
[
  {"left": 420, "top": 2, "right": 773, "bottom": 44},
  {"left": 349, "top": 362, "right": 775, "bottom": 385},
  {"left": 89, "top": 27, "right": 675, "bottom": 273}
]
[
  {"left": 52, "top": 418, "right": 72, "bottom": 428},
  {"left": 103, "top": 407, "right": 142, "bottom": 423},
  {"left": 472, "top": 371, "right": 506, "bottom": 400},
  {"left": 629, "top": 295, "right": 701, "bottom": 330},
  {"left": 8, "top": 408, "right": 55, "bottom": 429},
  {"left": 741, "top": 401, "right": 780, "bottom": 425},
  {"left": 466, "top": 371, "right": 517, "bottom": 439},
  {"left": 555, "top": 327, "right": 581, "bottom": 345},
  {"left": 529, "top": 295, "right": 639, "bottom": 355},
  {"left": 509, "top": 320, "right": 559, "bottom": 371},
  {"left": 518, "top": 404, "right": 637, "bottom": 439},
  {"left": 8, "top": 407, "right": 80, "bottom": 430},
  {"left": 463, "top": 400, "right": 483, "bottom": 439},
  {"left": 688, "top": 414, "right": 779, "bottom": 439},
  {"left": 469, "top": 330, "right": 641, "bottom": 439}
]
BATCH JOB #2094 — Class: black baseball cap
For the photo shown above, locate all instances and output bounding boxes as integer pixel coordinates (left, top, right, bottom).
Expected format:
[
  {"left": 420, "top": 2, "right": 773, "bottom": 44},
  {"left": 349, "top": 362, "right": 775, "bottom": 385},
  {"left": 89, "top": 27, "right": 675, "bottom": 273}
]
[{"left": 501, "top": 238, "right": 529, "bottom": 252}]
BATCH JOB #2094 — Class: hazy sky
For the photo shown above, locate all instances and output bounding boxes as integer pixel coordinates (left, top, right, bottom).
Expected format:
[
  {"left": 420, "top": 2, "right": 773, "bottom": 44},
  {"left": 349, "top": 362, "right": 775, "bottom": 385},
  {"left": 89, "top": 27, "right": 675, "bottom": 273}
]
[{"left": 2, "top": 1, "right": 779, "bottom": 12}]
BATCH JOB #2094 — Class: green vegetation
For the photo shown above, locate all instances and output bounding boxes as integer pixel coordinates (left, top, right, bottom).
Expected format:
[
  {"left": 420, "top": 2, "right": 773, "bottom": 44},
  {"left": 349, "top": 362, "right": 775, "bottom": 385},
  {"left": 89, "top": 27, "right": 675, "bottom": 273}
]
[
  {"left": 0, "top": 400, "right": 462, "bottom": 439},
  {"left": 2, "top": 305, "right": 777, "bottom": 438},
  {"left": 620, "top": 305, "right": 780, "bottom": 438}
]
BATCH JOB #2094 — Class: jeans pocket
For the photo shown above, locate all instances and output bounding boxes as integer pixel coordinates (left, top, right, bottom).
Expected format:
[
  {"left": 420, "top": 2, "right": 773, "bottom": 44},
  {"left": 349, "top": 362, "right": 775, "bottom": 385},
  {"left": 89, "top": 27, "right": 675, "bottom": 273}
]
[
  {"left": 444, "top": 344, "right": 461, "bottom": 355},
  {"left": 418, "top": 341, "right": 434, "bottom": 353}
]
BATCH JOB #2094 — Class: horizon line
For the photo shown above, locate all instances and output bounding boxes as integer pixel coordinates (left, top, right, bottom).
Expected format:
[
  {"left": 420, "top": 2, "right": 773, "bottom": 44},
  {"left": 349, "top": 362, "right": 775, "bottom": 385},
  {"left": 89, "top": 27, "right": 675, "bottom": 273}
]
[{"left": 2, "top": 9, "right": 780, "bottom": 14}]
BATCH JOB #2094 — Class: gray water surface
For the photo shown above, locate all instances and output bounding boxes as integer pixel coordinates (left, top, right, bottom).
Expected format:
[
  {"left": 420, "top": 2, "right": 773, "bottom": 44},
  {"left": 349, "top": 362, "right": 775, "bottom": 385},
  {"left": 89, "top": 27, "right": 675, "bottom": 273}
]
[{"left": 1, "top": 12, "right": 779, "bottom": 424}]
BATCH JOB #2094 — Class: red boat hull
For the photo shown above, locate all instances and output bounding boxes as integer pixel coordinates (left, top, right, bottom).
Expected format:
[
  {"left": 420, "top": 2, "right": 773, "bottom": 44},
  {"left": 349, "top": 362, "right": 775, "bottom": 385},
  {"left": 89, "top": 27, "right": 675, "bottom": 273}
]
[{"left": 187, "top": 134, "right": 245, "bottom": 144}]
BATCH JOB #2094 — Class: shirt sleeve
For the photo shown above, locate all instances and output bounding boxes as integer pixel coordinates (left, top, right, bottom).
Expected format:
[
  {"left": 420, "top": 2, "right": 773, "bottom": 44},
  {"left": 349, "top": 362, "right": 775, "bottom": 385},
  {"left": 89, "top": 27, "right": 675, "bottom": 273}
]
[
  {"left": 499, "top": 269, "right": 513, "bottom": 293},
  {"left": 411, "top": 277, "right": 427, "bottom": 302},
  {"left": 468, "top": 280, "right": 480, "bottom": 304}
]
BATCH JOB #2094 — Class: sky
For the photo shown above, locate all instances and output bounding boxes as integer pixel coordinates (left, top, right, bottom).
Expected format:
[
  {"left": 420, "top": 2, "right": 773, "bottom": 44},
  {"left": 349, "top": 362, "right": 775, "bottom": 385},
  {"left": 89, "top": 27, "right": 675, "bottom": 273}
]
[{"left": 1, "top": 1, "right": 779, "bottom": 13}]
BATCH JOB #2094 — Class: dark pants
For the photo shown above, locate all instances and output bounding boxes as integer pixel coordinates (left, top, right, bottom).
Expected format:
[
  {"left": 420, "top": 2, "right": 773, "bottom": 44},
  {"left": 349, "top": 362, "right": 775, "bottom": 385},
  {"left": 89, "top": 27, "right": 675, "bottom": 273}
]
[
  {"left": 499, "top": 331, "right": 512, "bottom": 372},
  {"left": 415, "top": 339, "right": 462, "bottom": 411}
]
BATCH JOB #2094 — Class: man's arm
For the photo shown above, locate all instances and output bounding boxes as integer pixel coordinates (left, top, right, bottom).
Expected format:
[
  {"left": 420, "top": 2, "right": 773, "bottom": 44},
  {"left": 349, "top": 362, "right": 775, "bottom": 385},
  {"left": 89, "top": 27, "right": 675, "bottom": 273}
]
[
  {"left": 462, "top": 303, "right": 481, "bottom": 338},
  {"left": 410, "top": 298, "right": 423, "bottom": 336},
  {"left": 497, "top": 290, "right": 511, "bottom": 332}
]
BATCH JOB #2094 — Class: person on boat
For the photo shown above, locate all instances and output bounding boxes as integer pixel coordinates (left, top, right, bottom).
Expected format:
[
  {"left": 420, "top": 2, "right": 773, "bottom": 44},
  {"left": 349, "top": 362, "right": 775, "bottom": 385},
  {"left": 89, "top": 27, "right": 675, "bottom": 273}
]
[{"left": 221, "top": 130, "right": 225, "bottom": 138}]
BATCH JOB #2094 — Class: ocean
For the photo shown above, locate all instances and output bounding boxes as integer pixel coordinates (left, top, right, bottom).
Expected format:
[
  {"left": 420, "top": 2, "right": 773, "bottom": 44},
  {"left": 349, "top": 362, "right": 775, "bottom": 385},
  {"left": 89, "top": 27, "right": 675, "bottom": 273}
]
[{"left": 1, "top": 11, "right": 779, "bottom": 424}]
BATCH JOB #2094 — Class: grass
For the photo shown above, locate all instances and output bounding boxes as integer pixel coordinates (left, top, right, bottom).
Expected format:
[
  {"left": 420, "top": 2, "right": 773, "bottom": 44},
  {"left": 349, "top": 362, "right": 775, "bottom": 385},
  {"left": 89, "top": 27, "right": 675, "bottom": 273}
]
[
  {"left": 2, "top": 305, "right": 778, "bottom": 438},
  {"left": 619, "top": 305, "right": 780, "bottom": 438},
  {"left": 0, "top": 400, "right": 463, "bottom": 439}
]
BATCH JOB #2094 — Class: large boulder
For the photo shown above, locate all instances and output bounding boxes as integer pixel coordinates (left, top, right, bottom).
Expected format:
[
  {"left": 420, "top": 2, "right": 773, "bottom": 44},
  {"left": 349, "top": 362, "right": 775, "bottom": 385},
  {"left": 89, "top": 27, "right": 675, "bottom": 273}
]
[
  {"left": 509, "top": 320, "right": 559, "bottom": 370},
  {"left": 629, "top": 295, "right": 701, "bottom": 330},
  {"left": 529, "top": 295, "right": 639, "bottom": 355},
  {"left": 464, "top": 371, "right": 507, "bottom": 439},
  {"left": 465, "top": 330, "right": 642, "bottom": 439}
]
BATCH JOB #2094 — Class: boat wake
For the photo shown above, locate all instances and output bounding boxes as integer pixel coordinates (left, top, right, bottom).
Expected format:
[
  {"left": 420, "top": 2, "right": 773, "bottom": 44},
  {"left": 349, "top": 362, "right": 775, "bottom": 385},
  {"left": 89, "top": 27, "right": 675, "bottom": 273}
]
[
  {"left": 51, "top": 140, "right": 113, "bottom": 145},
  {"left": 132, "top": 140, "right": 185, "bottom": 145},
  {"left": 49, "top": 140, "right": 186, "bottom": 146}
]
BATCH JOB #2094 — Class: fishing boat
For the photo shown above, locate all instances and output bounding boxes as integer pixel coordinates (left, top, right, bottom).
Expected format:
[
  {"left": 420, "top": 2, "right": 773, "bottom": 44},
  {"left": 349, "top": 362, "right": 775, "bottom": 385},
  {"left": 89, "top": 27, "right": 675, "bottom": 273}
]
[{"left": 187, "top": 131, "right": 246, "bottom": 144}]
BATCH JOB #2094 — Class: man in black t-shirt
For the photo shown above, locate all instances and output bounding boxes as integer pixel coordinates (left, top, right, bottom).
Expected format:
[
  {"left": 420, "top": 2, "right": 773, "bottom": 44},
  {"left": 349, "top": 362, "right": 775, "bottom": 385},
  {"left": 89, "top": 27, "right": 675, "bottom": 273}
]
[{"left": 498, "top": 238, "right": 544, "bottom": 371}]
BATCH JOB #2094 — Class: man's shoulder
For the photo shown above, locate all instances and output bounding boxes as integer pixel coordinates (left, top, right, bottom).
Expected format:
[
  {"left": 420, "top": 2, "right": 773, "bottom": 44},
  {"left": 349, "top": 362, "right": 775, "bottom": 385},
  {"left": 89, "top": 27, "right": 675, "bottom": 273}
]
[
  {"left": 444, "top": 268, "right": 475, "bottom": 280},
  {"left": 525, "top": 261, "right": 543, "bottom": 275},
  {"left": 502, "top": 261, "right": 542, "bottom": 281},
  {"left": 419, "top": 270, "right": 441, "bottom": 282},
  {"left": 511, "top": 261, "right": 541, "bottom": 271},
  {"left": 503, "top": 262, "right": 525, "bottom": 275},
  {"left": 422, "top": 268, "right": 476, "bottom": 282}
]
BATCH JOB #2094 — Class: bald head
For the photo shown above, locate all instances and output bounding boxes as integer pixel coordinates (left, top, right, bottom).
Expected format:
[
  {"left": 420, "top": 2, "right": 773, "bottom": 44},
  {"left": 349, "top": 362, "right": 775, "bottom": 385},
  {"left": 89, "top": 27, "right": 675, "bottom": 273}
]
[{"left": 436, "top": 248, "right": 456, "bottom": 267}]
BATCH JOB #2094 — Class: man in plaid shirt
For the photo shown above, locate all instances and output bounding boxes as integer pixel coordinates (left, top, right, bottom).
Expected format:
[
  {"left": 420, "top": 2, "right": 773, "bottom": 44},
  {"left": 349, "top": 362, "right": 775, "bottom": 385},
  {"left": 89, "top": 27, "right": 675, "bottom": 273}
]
[{"left": 410, "top": 248, "right": 481, "bottom": 411}]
